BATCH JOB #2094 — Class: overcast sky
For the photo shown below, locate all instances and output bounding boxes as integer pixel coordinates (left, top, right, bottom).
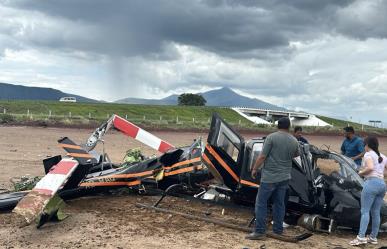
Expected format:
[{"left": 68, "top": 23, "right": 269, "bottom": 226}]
[{"left": 1, "top": 0, "right": 387, "bottom": 123}]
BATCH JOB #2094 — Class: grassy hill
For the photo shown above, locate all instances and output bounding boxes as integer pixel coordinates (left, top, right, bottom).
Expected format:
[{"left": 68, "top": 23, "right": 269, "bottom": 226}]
[
  {"left": 0, "top": 100, "right": 255, "bottom": 129},
  {"left": 317, "top": 116, "right": 370, "bottom": 130},
  {"left": 0, "top": 100, "right": 385, "bottom": 135}
]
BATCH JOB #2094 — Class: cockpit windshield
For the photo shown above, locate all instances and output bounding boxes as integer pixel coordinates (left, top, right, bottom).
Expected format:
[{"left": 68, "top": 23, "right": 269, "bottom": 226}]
[{"left": 315, "top": 153, "right": 364, "bottom": 188}]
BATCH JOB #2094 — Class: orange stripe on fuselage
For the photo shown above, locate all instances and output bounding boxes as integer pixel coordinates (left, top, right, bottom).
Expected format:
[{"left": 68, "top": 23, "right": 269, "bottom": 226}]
[
  {"left": 240, "top": 179, "right": 259, "bottom": 188},
  {"left": 164, "top": 165, "right": 203, "bottom": 176},
  {"left": 91, "top": 158, "right": 201, "bottom": 181},
  {"left": 202, "top": 153, "right": 215, "bottom": 168},
  {"left": 79, "top": 180, "right": 141, "bottom": 187},
  {"left": 202, "top": 153, "right": 221, "bottom": 174},
  {"left": 58, "top": 143, "right": 82, "bottom": 150},
  {"left": 205, "top": 145, "right": 239, "bottom": 182},
  {"left": 96, "top": 170, "right": 154, "bottom": 179},
  {"left": 164, "top": 158, "right": 201, "bottom": 170},
  {"left": 67, "top": 153, "right": 94, "bottom": 159}
]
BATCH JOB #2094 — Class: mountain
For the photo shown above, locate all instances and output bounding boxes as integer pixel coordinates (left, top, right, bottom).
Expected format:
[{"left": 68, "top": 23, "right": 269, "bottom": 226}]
[
  {"left": 116, "top": 94, "right": 179, "bottom": 105},
  {"left": 116, "top": 87, "right": 286, "bottom": 111},
  {"left": 0, "top": 82, "right": 98, "bottom": 102},
  {"left": 202, "top": 87, "right": 286, "bottom": 110}
]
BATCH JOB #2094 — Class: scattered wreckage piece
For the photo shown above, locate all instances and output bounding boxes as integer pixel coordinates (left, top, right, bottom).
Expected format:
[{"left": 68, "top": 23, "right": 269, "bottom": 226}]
[
  {"left": 36, "top": 194, "right": 68, "bottom": 229},
  {"left": 0, "top": 191, "right": 29, "bottom": 212},
  {"left": 84, "top": 114, "right": 174, "bottom": 153},
  {"left": 12, "top": 137, "right": 99, "bottom": 226},
  {"left": 297, "top": 214, "right": 336, "bottom": 234},
  {"left": 13, "top": 158, "right": 80, "bottom": 225}
]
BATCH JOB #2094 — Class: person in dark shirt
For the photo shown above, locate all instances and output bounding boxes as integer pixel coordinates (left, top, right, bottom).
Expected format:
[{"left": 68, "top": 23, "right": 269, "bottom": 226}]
[
  {"left": 341, "top": 126, "right": 365, "bottom": 169},
  {"left": 294, "top": 126, "right": 309, "bottom": 144},
  {"left": 246, "top": 117, "right": 299, "bottom": 240}
]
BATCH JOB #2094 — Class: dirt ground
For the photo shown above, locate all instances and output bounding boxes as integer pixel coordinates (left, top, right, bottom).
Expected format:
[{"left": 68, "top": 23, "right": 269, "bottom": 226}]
[{"left": 0, "top": 126, "right": 386, "bottom": 249}]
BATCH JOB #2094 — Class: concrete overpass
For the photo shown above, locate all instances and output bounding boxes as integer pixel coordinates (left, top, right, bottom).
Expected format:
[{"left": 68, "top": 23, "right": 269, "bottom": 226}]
[{"left": 232, "top": 107, "right": 331, "bottom": 127}]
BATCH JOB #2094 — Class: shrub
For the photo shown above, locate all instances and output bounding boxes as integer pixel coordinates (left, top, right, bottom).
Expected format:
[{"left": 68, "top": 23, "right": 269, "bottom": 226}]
[{"left": 0, "top": 114, "right": 15, "bottom": 124}]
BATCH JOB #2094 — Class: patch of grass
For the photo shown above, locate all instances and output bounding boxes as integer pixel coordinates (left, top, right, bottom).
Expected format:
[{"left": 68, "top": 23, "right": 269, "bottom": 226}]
[
  {"left": 0, "top": 113, "right": 15, "bottom": 123},
  {"left": 317, "top": 115, "right": 368, "bottom": 129}
]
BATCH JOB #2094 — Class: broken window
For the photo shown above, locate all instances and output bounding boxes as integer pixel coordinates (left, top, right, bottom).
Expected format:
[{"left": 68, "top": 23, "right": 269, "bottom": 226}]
[
  {"left": 216, "top": 123, "right": 241, "bottom": 162},
  {"left": 315, "top": 156, "right": 363, "bottom": 187},
  {"left": 316, "top": 159, "right": 340, "bottom": 176},
  {"left": 248, "top": 142, "right": 263, "bottom": 171}
]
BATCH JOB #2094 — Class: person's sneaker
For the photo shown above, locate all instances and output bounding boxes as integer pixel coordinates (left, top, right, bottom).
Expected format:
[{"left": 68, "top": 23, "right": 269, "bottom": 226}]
[
  {"left": 270, "top": 221, "right": 289, "bottom": 228},
  {"left": 245, "top": 232, "right": 266, "bottom": 240},
  {"left": 367, "top": 236, "right": 378, "bottom": 245},
  {"left": 349, "top": 236, "right": 367, "bottom": 246}
]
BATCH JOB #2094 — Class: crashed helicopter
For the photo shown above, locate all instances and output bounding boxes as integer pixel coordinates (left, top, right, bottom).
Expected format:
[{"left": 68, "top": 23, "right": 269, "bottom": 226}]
[
  {"left": 0, "top": 113, "right": 386, "bottom": 236},
  {"left": 202, "top": 113, "right": 387, "bottom": 232}
]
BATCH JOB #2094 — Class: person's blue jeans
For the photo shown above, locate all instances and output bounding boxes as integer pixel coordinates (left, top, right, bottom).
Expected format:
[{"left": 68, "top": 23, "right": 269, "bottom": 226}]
[
  {"left": 254, "top": 180, "right": 289, "bottom": 234},
  {"left": 358, "top": 178, "right": 386, "bottom": 239}
]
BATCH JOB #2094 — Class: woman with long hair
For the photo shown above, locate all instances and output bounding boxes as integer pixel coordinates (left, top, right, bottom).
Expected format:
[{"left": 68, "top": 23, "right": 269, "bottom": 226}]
[{"left": 350, "top": 136, "right": 387, "bottom": 246}]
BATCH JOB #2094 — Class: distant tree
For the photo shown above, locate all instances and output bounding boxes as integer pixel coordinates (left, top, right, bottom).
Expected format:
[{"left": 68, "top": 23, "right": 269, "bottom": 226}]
[{"left": 178, "top": 93, "right": 207, "bottom": 106}]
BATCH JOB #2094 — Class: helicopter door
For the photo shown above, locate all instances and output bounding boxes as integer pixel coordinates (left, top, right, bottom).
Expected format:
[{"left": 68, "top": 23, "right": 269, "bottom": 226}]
[{"left": 202, "top": 113, "right": 244, "bottom": 191}]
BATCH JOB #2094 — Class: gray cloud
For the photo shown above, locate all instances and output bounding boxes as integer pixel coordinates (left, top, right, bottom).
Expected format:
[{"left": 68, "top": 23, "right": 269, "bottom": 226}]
[
  {"left": 1, "top": 0, "right": 364, "bottom": 59},
  {"left": 335, "top": 0, "right": 387, "bottom": 40},
  {"left": 1, "top": 0, "right": 387, "bottom": 122}
]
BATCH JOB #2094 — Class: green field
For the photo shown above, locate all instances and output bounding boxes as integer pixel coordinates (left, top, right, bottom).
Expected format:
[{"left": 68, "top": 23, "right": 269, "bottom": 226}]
[
  {"left": 0, "top": 100, "right": 385, "bottom": 134},
  {"left": 0, "top": 100, "right": 256, "bottom": 129}
]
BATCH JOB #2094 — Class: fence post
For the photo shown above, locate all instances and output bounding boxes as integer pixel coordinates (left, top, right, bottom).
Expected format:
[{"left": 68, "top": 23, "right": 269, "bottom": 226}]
[
  {"left": 193, "top": 117, "right": 195, "bottom": 124},
  {"left": 3, "top": 108, "right": 5, "bottom": 114},
  {"left": 160, "top": 116, "right": 162, "bottom": 121},
  {"left": 89, "top": 113, "right": 91, "bottom": 119},
  {"left": 69, "top": 112, "right": 72, "bottom": 118},
  {"left": 49, "top": 110, "right": 52, "bottom": 117},
  {"left": 176, "top": 116, "right": 179, "bottom": 123},
  {"left": 143, "top": 115, "right": 146, "bottom": 121},
  {"left": 125, "top": 114, "right": 128, "bottom": 120},
  {"left": 27, "top": 109, "right": 29, "bottom": 116},
  {"left": 239, "top": 119, "right": 241, "bottom": 126}
]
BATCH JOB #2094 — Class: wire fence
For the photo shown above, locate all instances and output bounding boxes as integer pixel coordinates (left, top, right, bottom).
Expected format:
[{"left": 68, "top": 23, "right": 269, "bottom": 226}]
[
  {"left": 0, "top": 111, "right": 251, "bottom": 128},
  {"left": 1, "top": 107, "right": 386, "bottom": 132}
]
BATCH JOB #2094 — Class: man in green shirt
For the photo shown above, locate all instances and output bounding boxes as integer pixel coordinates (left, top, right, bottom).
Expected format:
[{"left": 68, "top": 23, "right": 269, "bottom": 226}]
[{"left": 246, "top": 117, "right": 299, "bottom": 240}]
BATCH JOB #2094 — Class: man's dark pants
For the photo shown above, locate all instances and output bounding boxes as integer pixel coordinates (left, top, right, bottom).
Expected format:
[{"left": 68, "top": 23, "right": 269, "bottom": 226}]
[{"left": 254, "top": 179, "right": 289, "bottom": 234}]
